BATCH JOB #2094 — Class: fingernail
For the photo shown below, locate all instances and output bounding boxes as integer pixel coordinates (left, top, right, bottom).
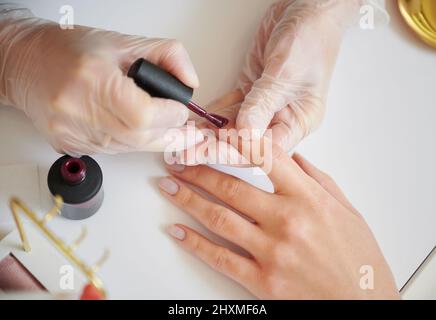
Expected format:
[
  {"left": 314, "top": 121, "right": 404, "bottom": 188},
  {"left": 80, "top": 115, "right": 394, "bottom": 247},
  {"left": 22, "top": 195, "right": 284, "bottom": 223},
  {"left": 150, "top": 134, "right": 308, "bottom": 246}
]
[
  {"left": 167, "top": 225, "right": 186, "bottom": 241},
  {"left": 167, "top": 164, "right": 185, "bottom": 173},
  {"left": 158, "top": 178, "right": 179, "bottom": 195}
]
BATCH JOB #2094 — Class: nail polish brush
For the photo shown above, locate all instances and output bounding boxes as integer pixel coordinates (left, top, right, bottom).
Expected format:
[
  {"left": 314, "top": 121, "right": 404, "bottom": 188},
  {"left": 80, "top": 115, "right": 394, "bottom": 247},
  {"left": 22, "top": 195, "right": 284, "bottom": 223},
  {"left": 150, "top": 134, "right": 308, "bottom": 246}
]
[{"left": 128, "top": 58, "right": 229, "bottom": 128}]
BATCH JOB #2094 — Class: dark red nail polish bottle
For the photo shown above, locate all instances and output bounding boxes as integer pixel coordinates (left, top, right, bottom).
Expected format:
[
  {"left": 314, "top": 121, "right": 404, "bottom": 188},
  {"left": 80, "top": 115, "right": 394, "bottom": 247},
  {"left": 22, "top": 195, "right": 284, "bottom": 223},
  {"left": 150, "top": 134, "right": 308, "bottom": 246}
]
[{"left": 47, "top": 156, "right": 104, "bottom": 220}]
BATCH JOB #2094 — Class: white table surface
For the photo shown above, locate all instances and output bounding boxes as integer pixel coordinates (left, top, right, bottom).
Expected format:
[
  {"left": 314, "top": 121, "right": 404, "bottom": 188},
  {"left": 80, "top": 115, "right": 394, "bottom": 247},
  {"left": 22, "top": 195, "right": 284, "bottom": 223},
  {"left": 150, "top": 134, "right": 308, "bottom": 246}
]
[{"left": 0, "top": 0, "right": 435, "bottom": 299}]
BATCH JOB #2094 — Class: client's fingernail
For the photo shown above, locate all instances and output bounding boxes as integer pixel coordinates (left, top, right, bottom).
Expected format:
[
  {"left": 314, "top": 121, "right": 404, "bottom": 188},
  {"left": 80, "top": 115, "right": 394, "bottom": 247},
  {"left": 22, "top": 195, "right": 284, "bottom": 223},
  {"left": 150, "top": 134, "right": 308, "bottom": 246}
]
[
  {"left": 158, "top": 178, "right": 179, "bottom": 195},
  {"left": 167, "top": 225, "right": 186, "bottom": 241},
  {"left": 168, "top": 164, "right": 185, "bottom": 173}
]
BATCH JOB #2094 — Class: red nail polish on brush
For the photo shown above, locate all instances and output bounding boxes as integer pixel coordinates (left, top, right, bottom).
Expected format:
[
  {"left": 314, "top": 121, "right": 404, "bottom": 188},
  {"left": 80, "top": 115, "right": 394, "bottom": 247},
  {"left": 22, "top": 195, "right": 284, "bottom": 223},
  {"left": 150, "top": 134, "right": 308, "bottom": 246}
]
[{"left": 128, "top": 58, "right": 229, "bottom": 128}]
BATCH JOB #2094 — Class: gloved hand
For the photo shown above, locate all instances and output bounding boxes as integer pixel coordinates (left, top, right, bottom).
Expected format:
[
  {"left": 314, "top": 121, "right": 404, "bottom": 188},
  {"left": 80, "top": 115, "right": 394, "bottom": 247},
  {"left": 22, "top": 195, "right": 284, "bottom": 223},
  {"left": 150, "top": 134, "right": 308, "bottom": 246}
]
[
  {"left": 0, "top": 5, "right": 203, "bottom": 156},
  {"left": 236, "top": 0, "right": 365, "bottom": 151}
]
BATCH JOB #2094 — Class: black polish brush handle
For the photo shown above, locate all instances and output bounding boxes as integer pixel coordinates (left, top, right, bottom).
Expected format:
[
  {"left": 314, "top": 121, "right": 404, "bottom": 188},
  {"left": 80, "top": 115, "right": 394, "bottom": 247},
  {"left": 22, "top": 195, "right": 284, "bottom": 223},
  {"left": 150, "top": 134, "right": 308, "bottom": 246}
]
[
  {"left": 128, "top": 58, "right": 193, "bottom": 106},
  {"left": 127, "top": 58, "right": 229, "bottom": 128}
]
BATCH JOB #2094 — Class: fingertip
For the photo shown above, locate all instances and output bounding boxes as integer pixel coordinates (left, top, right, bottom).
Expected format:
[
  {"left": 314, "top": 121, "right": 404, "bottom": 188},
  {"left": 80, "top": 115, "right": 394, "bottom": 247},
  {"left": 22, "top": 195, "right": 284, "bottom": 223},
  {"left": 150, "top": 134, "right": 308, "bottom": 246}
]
[
  {"left": 177, "top": 67, "right": 199, "bottom": 89},
  {"left": 292, "top": 153, "right": 318, "bottom": 175},
  {"left": 166, "top": 224, "right": 187, "bottom": 241},
  {"left": 157, "top": 40, "right": 200, "bottom": 89},
  {"left": 292, "top": 152, "right": 303, "bottom": 162},
  {"left": 184, "top": 67, "right": 200, "bottom": 89},
  {"left": 173, "top": 48, "right": 199, "bottom": 89}
]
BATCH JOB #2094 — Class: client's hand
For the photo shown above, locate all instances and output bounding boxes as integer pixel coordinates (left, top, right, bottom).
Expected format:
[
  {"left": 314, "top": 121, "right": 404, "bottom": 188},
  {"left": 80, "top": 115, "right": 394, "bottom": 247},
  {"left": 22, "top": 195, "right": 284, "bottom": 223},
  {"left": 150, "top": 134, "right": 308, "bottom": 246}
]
[{"left": 159, "top": 143, "right": 400, "bottom": 299}]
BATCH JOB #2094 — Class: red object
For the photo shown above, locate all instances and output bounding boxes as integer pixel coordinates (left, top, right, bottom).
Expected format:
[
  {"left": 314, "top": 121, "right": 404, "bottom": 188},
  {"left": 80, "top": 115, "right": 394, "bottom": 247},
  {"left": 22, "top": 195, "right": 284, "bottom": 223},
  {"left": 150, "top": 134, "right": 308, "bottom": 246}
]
[
  {"left": 187, "top": 101, "right": 229, "bottom": 128},
  {"left": 60, "top": 157, "right": 87, "bottom": 185},
  {"left": 80, "top": 283, "right": 104, "bottom": 300}
]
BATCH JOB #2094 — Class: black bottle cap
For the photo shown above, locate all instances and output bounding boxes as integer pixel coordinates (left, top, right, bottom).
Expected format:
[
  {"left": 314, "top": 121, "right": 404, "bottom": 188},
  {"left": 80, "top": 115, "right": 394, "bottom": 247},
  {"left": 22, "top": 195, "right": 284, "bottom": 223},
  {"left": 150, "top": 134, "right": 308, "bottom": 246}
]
[
  {"left": 128, "top": 58, "right": 194, "bottom": 106},
  {"left": 48, "top": 156, "right": 103, "bottom": 205}
]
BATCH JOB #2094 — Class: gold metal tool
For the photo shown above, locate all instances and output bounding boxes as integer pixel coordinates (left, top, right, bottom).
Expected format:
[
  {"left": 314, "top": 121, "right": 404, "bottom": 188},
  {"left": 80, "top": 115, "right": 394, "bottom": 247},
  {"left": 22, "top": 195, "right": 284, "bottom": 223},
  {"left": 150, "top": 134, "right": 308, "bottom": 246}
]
[{"left": 9, "top": 196, "right": 108, "bottom": 298}]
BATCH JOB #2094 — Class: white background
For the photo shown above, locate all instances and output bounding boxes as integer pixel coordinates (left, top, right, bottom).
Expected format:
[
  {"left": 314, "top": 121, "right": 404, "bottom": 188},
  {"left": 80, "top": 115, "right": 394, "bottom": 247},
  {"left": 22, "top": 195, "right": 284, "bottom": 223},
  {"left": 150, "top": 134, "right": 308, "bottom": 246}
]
[{"left": 0, "top": 0, "right": 435, "bottom": 299}]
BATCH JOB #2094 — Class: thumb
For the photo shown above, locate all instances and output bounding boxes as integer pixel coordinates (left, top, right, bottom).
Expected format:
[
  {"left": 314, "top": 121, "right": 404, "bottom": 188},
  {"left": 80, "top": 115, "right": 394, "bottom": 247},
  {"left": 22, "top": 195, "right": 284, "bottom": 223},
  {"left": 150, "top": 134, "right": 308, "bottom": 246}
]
[
  {"left": 102, "top": 68, "right": 189, "bottom": 130},
  {"left": 236, "top": 74, "right": 290, "bottom": 138},
  {"left": 153, "top": 39, "right": 200, "bottom": 89},
  {"left": 119, "top": 37, "right": 199, "bottom": 88}
]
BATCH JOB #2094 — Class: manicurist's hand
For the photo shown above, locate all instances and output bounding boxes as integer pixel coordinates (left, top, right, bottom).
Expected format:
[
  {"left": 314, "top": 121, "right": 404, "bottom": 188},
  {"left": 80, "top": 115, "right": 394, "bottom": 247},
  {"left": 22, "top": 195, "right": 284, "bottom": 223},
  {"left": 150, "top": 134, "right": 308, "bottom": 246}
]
[
  {"left": 180, "top": 0, "right": 364, "bottom": 165},
  {"left": 158, "top": 143, "right": 400, "bottom": 299},
  {"left": 0, "top": 5, "right": 202, "bottom": 156},
  {"left": 236, "top": 0, "right": 363, "bottom": 151}
]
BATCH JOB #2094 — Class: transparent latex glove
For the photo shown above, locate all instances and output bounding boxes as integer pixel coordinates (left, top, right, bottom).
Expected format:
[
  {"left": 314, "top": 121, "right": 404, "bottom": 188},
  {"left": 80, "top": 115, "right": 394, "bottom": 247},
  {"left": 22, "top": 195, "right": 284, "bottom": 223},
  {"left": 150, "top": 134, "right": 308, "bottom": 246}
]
[
  {"left": 0, "top": 6, "right": 203, "bottom": 156},
  {"left": 172, "top": 0, "right": 388, "bottom": 167},
  {"left": 173, "top": 90, "right": 246, "bottom": 166},
  {"left": 237, "top": 0, "right": 365, "bottom": 151}
]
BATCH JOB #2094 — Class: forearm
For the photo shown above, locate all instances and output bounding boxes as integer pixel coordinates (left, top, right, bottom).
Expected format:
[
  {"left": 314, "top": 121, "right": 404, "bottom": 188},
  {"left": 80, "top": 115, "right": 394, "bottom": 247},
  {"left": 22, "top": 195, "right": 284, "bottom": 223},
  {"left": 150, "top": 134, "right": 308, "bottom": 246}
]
[{"left": 0, "top": 4, "right": 50, "bottom": 109}]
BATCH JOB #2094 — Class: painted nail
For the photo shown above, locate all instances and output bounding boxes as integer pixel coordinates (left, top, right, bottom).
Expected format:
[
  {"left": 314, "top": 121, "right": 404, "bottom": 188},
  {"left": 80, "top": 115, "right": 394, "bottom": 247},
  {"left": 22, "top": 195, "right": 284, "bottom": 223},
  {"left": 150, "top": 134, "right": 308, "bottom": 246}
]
[
  {"left": 167, "top": 225, "right": 186, "bottom": 241},
  {"left": 168, "top": 164, "right": 185, "bottom": 173},
  {"left": 158, "top": 178, "right": 179, "bottom": 195}
]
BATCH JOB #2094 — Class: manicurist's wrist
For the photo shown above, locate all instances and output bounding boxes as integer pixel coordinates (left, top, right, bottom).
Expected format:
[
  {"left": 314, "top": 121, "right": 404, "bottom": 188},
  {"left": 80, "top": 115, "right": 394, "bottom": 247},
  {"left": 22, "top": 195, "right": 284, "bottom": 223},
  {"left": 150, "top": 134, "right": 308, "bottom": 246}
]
[{"left": 0, "top": 18, "right": 56, "bottom": 109}]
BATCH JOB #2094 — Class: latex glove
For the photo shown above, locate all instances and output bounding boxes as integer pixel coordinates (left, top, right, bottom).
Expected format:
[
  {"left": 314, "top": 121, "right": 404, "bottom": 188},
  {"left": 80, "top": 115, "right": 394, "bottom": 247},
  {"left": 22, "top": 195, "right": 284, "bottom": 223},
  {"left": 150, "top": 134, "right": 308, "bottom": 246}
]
[
  {"left": 0, "top": 5, "right": 203, "bottom": 156},
  {"left": 237, "top": 0, "right": 365, "bottom": 151},
  {"left": 159, "top": 147, "right": 400, "bottom": 299},
  {"left": 173, "top": 90, "right": 248, "bottom": 166}
]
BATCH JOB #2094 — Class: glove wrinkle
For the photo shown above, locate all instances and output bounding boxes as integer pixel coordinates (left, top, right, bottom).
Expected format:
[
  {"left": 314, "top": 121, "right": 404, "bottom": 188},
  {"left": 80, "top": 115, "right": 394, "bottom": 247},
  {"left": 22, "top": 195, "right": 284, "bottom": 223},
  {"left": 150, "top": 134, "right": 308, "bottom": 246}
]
[
  {"left": 0, "top": 4, "right": 202, "bottom": 155},
  {"left": 236, "top": 0, "right": 380, "bottom": 152}
]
